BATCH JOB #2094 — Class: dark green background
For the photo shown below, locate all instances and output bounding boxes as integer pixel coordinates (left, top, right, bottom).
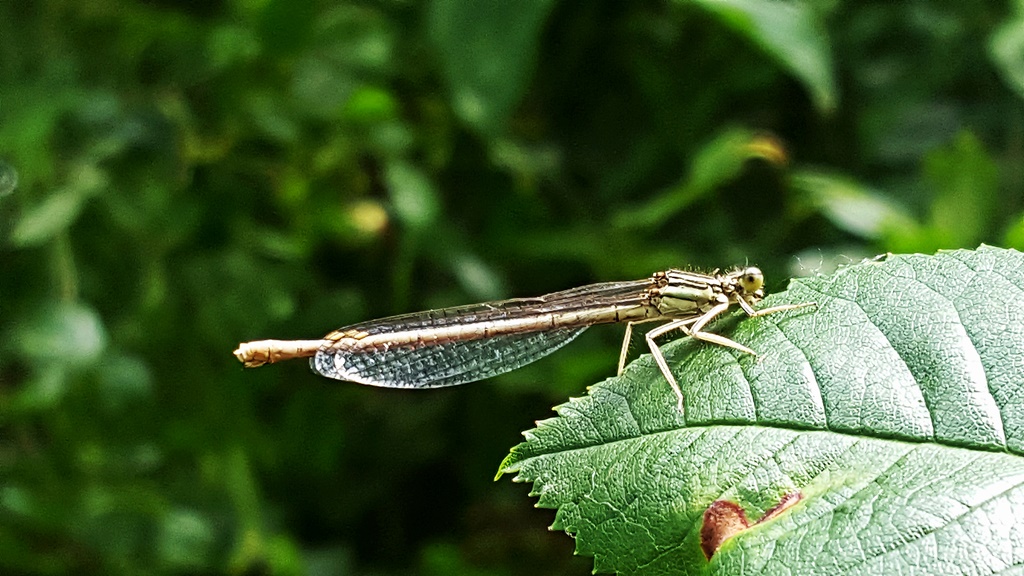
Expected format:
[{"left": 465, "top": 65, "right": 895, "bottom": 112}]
[{"left": 3, "top": 1, "right": 1023, "bottom": 574}]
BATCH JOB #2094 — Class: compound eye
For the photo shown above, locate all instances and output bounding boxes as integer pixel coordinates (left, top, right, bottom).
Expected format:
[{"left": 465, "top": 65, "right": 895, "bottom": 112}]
[{"left": 739, "top": 267, "right": 764, "bottom": 293}]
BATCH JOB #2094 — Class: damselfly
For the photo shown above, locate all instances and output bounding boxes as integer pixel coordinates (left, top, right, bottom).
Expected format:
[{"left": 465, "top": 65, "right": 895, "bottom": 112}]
[{"left": 234, "top": 267, "right": 813, "bottom": 411}]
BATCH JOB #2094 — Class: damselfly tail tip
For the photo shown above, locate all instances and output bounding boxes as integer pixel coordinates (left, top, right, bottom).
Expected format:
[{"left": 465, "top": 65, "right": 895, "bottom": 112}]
[
  {"left": 234, "top": 342, "right": 269, "bottom": 368},
  {"left": 234, "top": 339, "right": 326, "bottom": 367}
]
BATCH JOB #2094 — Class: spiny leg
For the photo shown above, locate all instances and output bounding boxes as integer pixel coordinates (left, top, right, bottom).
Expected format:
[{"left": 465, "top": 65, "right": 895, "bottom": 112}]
[
  {"left": 645, "top": 301, "right": 743, "bottom": 412},
  {"left": 645, "top": 321, "right": 683, "bottom": 412},
  {"left": 617, "top": 318, "right": 664, "bottom": 376},
  {"left": 737, "top": 298, "right": 816, "bottom": 318},
  {"left": 644, "top": 316, "right": 700, "bottom": 413},
  {"left": 618, "top": 322, "right": 635, "bottom": 376},
  {"left": 682, "top": 301, "right": 758, "bottom": 355},
  {"left": 670, "top": 299, "right": 815, "bottom": 369},
  {"left": 646, "top": 300, "right": 815, "bottom": 412}
]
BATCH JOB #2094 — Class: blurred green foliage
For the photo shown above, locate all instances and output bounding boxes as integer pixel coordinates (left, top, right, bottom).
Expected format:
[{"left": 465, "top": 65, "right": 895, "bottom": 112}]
[{"left": 1, "top": 0, "right": 1022, "bottom": 574}]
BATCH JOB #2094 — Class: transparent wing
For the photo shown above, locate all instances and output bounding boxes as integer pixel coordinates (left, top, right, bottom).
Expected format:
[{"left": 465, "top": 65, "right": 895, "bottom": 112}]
[
  {"left": 310, "top": 278, "right": 655, "bottom": 388},
  {"left": 312, "top": 326, "right": 588, "bottom": 388}
]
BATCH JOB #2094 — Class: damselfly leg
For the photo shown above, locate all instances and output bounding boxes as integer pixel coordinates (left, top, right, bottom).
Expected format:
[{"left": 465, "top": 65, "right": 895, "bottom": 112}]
[{"left": 643, "top": 300, "right": 816, "bottom": 412}]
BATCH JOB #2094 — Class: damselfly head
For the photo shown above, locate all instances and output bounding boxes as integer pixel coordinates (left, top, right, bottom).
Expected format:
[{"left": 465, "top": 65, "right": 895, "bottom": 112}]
[{"left": 726, "top": 266, "right": 765, "bottom": 294}]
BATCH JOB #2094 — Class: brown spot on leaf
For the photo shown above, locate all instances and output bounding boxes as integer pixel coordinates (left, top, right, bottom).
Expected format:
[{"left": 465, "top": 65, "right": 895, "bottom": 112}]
[
  {"left": 760, "top": 491, "right": 801, "bottom": 524},
  {"left": 700, "top": 501, "right": 749, "bottom": 559},
  {"left": 700, "top": 491, "right": 802, "bottom": 560}
]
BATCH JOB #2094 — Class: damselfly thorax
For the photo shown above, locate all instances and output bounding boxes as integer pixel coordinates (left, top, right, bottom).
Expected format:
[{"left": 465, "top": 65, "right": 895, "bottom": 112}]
[{"left": 234, "top": 266, "right": 814, "bottom": 411}]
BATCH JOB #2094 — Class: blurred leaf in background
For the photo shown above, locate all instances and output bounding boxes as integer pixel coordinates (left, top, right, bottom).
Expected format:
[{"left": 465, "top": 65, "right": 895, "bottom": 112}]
[
  {"left": 428, "top": 0, "right": 557, "bottom": 137},
  {"left": 0, "top": 0, "right": 1022, "bottom": 575}
]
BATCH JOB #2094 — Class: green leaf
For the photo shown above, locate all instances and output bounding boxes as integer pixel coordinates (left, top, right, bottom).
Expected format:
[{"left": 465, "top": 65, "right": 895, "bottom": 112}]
[
  {"left": 614, "top": 128, "right": 788, "bottom": 231},
  {"left": 790, "top": 169, "right": 918, "bottom": 240},
  {"left": 0, "top": 158, "right": 17, "bottom": 197},
  {"left": 157, "top": 509, "right": 216, "bottom": 570},
  {"left": 989, "top": 6, "right": 1024, "bottom": 101},
  {"left": 12, "top": 301, "right": 108, "bottom": 369},
  {"left": 342, "top": 85, "right": 399, "bottom": 124},
  {"left": 689, "top": 0, "right": 837, "bottom": 112},
  {"left": 10, "top": 164, "right": 106, "bottom": 247},
  {"left": 500, "top": 246, "right": 1024, "bottom": 575},
  {"left": 10, "top": 189, "right": 88, "bottom": 247},
  {"left": 385, "top": 160, "right": 441, "bottom": 231},
  {"left": 427, "top": 0, "right": 556, "bottom": 136},
  {"left": 1005, "top": 213, "right": 1024, "bottom": 250},
  {"left": 924, "top": 131, "right": 1000, "bottom": 248}
]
